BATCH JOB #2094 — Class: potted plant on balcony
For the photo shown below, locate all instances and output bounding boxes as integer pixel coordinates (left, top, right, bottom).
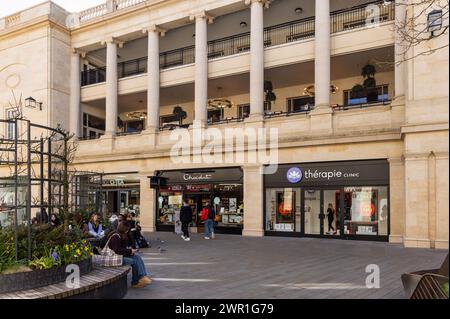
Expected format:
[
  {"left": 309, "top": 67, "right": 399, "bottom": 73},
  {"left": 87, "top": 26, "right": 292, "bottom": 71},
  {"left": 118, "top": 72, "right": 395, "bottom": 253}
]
[
  {"left": 264, "top": 80, "right": 276, "bottom": 113},
  {"left": 173, "top": 106, "right": 187, "bottom": 125},
  {"left": 350, "top": 64, "right": 379, "bottom": 103},
  {"left": 361, "top": 64, "right": 378, "bottom": 102}
]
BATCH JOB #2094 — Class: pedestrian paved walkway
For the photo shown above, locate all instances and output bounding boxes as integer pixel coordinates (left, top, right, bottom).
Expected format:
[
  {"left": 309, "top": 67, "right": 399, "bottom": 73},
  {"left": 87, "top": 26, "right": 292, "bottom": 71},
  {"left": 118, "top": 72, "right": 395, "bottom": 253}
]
[{"left": 125, "top": 233, "right": 448, "bottom": 299}]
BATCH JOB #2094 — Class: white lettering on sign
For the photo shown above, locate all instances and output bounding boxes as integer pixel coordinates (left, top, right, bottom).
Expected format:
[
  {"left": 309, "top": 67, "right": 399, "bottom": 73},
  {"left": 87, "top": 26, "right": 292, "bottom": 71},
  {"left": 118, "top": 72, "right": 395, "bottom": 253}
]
[
  {"left": 183, "top": 174, "right": 212, "bottom": 181},
  {"left": 302, "top": 169, "right": 359, "bottom": 181},
  {"left": 104, "top": 179, "right": 125, "bottom": 186}
]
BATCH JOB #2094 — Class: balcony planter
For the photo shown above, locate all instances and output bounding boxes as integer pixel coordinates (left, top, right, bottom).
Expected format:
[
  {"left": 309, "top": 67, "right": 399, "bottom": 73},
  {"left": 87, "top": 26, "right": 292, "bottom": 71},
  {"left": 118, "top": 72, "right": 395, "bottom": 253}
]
[{"left": 0, "top": 257, "right": 92, "bottom": 294}]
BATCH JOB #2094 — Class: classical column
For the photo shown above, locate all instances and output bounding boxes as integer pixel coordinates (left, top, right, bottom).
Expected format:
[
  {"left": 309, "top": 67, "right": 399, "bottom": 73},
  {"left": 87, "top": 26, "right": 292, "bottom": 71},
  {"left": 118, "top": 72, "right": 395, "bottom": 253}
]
[
  {"left": 190, "top": 12, "right": 213, "bottom": 125},
  {"left": 144, "top": 26, "right": 165, "bottom": 132},
  {"left": 140, "top": 174, "right": 157, "bottom": 233},
  {"left": 69, "top": 49, "right": 82, "bottom": 137},
  {"left": 394, "top": 0, "right": 406, "bottom": 100},
  {"left": 247, "top": 0, "right": 265, "bottom": 119},
  {"left": 314, "top": 0, "right": 331, "bottom": 109},
  {"left": 102, "top": 38, "right": 122, "bottom": 136}
]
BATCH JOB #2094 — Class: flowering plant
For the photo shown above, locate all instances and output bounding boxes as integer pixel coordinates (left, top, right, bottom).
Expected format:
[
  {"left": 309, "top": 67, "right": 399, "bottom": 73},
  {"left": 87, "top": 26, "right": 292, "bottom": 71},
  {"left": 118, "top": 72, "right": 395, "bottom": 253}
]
[{"left": 54, "top": 239, "right": 93, "bottom": 265}]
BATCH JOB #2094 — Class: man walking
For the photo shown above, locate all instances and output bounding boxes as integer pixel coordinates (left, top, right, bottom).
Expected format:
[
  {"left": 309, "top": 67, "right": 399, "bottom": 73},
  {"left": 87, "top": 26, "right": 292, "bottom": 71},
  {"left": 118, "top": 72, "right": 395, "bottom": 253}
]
[
  {"left": 203, "top": 202, "right": 216, "bottom": 240},
  {"left": 180, "top": 200, "right": 193, "bottom": 241}
]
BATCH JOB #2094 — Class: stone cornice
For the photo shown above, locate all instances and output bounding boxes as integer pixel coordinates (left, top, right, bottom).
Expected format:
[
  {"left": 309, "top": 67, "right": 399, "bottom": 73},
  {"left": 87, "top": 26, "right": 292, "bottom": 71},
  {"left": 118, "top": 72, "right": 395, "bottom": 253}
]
[
  {"left": 72, "top": 128, "right": 402, "bottom": 165},
  {"left": 0, "top": 16, "right": 69, "bottom": 41},
  {"left": 401, "top": 122, "right": 449, "bottom": 135}
]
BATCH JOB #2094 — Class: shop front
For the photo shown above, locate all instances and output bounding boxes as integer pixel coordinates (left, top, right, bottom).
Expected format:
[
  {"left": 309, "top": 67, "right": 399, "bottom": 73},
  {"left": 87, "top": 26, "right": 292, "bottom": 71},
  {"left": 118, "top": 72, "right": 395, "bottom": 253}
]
[
  {"left": 264, "top": 160, "right": 389, "bottom": 241},
  {"left": 101, "top": 173, "right": 141, "bottom": 217},
  {"left": 155, "top": 167, "right": 244, "bottom": 234}
]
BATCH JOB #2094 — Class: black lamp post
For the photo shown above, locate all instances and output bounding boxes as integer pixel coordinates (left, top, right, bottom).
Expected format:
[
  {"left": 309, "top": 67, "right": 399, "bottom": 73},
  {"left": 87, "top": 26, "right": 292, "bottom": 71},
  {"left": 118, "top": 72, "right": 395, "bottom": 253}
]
[
  {"left": 25, "top": 96, "right": 43, "bottom": 111},
  {"left": 428, "top": 9, "right": 443, "bottom": 36}
]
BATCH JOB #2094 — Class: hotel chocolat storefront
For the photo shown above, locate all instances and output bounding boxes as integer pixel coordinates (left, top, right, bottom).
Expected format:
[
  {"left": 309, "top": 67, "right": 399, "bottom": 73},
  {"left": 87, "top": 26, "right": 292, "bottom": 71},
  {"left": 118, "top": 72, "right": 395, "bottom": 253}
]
[
  {"left": 155, "top": 167, "right": 244, "bottom": 234},
  {"left": 264, "top": 160, "right": 389, "bottom": 241}
]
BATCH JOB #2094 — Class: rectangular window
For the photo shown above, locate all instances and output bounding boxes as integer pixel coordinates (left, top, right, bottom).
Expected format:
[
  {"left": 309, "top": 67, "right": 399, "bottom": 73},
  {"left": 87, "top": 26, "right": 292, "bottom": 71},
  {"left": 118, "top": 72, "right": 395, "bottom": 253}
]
[
  {"left": 343, "top": 85, "right": 389, "bottom": 106},
  {"left": 6, "top": 109, "right": 16, "bottom": 140},
  {"left": 82, "top": 113, "right": 105, "bottom": 139},
  {"left": 125, "top": 120, "right": 144, "bottom": 133},
  {"left": 265, "top": 188, "right": 301, "bottom": 232},
  {"left": 207, "top": 109, "right": 223, "bottom": 123},
  {"left": 342, "top": 186, "right": 388, "bottom": 236},
  {"left": 237, "top": 104, "right": 250, "bottom": 119},
  {"left": 287, "top": 96, "right": 315, "bottom": 113}
]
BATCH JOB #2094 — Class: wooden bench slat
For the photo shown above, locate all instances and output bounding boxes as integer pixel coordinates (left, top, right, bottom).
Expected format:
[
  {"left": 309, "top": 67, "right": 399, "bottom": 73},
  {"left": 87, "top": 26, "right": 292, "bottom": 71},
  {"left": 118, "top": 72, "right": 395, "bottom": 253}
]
[{"left": 0, "top": 266, "right": 130, "bottom": 300}]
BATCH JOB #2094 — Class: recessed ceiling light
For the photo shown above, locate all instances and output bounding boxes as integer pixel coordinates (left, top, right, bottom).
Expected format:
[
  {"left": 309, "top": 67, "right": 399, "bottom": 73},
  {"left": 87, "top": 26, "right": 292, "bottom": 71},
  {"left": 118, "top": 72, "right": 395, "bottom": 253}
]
[
  {"left": 295, "top": 7, "right": 303, "bottom": 14},
  {"left": 240, "top": 21, "right": 247, "bottom": 28}
]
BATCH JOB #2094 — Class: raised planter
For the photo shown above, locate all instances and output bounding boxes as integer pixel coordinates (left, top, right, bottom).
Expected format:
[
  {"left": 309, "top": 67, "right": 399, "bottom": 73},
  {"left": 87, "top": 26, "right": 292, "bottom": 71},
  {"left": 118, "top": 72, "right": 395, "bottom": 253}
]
[{"left": 0, "top": 258, "right": 92, "bottom": 294}]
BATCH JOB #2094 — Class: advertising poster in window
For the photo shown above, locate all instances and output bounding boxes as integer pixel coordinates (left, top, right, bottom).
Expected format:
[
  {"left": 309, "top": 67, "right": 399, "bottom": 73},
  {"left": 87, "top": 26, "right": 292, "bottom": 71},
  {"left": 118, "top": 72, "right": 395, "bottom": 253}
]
[{"left": 276, "top": 191, "right": 295, "bottom": 224}]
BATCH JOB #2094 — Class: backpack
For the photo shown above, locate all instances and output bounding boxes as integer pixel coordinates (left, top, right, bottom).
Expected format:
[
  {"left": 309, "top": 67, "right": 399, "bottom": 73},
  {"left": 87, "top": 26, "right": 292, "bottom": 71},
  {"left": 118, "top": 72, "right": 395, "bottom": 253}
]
[{"left": 200, "top": 207, "right": 209, "bottom": 221}]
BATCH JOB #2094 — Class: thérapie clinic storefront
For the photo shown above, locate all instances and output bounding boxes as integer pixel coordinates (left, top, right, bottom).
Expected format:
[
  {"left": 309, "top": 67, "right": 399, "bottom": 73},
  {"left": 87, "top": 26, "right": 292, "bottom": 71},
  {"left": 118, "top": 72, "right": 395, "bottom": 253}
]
[
  {"left": 264, "top": 160, "right": 389, "bottom": 241},
  {"left": 155, "top": 167, "right": 244, "bottom": 234}
]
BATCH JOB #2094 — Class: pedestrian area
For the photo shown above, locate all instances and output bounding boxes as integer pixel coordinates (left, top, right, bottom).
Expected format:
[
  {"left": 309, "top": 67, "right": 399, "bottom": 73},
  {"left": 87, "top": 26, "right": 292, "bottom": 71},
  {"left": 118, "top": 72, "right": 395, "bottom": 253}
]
[{"left": 125, "top": 233, "right": 448, "bottom": 299}]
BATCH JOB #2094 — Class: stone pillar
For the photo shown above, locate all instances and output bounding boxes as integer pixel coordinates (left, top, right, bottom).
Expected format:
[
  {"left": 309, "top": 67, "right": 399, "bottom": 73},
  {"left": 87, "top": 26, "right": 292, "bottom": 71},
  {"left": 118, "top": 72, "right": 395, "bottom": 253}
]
[
  {"left": 247, "top": 0, "right": 265, "bottom": 120},
  {"left": 314, "top": 0, "right": 331, "bottom": 110},
  {"left": 394, "top": 0, "right": 406, "bottom": 101},
  {"left": 435, "top": 152, "right": 449, "bottom": 249},
  {"left": 144, "top": 26, "right": 165, "bottom": 132},
  {"left": 388, "top": 157, "right": 405, "bottom": 244},
  {"left": 242, "top": 165, "right": 264, "bottom": 237},
  {"left": 140, "top": 174, "right": 156, "bottom": 233},
  {"left": 103, "top": 38, "right": 122, "bottom": 137},
  {"left": 69, "top": 49, "right": 82, "bottom": 137},
  {"left": 403, "top": 153, "right": 431, "bottom": 248},
  {"left": 310, "top": 0, "right": 333, "bottom": 134},
  {"left": 191, "top": 12, "right": 212, "bottom": 126}
]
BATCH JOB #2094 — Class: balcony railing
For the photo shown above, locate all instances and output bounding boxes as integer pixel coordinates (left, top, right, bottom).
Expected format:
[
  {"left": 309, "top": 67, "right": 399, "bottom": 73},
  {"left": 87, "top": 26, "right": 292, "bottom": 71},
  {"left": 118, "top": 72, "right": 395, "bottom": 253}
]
[
  {"left": 79, "top": 0, "right": 146, "bottom": 23},
  {"left": 81, "top": 1, "right": 394, "bottom": 86}
]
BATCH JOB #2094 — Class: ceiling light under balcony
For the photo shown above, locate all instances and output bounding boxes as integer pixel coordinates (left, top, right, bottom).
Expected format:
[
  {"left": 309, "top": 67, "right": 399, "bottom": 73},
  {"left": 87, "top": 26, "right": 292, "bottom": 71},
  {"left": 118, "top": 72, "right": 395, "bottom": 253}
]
[
  {"left": 295, "top": 7, "right": 303, "bottom": 14},
  {"left": 303, "top": 85, "right": 339, "bottom": 97},
  {"left": 208, "top": 98, "right": 233, "bottom": 109},
  {"left": 126, "top": 111, "right": 147, "bottom": 120}
]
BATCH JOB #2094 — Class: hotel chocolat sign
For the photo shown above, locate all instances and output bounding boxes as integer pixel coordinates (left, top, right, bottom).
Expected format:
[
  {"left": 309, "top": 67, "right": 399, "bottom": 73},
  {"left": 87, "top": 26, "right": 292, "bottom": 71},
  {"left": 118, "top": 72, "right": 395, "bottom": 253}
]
[
  {"left": 160, "top": 167, "right": 243, "bottom": 185},
  {"left": 266, "top": 160, "right": 389, "bottom": 187},
  {"left": 183, "top": 173, "right": 212, "bottom": 181}
]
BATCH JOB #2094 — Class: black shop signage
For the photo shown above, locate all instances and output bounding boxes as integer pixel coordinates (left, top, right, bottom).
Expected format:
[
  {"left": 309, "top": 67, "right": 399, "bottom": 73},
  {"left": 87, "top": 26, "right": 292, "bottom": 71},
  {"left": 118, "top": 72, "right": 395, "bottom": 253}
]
[
  {"left": 158, "top": 167, "right": 243, "bottom": 185},
  {"left": 265, "top": 160, "right": 389, "bottom": 187}
]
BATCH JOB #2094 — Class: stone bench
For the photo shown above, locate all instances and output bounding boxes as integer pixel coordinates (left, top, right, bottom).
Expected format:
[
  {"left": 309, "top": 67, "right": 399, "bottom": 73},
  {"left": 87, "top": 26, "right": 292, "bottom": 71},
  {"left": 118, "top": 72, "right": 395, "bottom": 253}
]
[{"left": 0, "top": 266, "right": 130, "bottom": 299}]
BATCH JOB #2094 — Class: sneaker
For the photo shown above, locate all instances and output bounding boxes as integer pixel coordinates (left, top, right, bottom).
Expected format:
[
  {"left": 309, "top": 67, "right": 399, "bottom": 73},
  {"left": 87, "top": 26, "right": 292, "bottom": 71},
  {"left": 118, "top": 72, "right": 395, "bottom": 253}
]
[
  {"left": 211, "top": 232, "right": 215, "bottom": 239},
  {"left": 184, "top": 237, "right": 191, "bottom": 241},
  {"left": 181, "top": 235, "right": 186, "bottom": 240},
  {"left": 204, "top": 237, "right": 210, "bottom": 240},
  {"left": 132, "top": 276, "right": 152, "bottom": 288}
]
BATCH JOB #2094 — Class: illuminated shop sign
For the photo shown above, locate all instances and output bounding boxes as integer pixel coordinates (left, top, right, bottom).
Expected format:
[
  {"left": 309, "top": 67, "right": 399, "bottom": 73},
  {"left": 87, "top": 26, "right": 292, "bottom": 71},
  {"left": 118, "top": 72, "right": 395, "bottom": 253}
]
[
  {"left": 265, "top": 160, "right": 389, "bottom": 187},
  {"left": 183, "top": 173, "right": 212, "bottom": 181}
]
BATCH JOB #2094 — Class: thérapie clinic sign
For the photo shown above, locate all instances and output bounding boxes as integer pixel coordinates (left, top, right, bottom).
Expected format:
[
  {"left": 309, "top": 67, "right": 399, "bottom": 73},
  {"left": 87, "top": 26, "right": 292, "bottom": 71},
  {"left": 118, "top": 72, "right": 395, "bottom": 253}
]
[
  {"left": 286, "top": 166, "right": 361, "bottom": 184},
  {"left": 274, "top": 160, "right": 389, "bottom": 186}
]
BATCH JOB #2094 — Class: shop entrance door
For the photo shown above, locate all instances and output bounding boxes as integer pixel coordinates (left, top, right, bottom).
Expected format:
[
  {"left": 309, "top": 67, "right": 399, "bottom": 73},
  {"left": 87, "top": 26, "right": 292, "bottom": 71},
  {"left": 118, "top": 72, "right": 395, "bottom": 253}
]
[
  {"left": 302, "top": 189, "right": 322, "bottom": 235},
  {"left": 302, "top": 188, "right": 344, "bottom": 237},
  {"left": 183, "top": 193, "right": 211, "bottom": 232}
]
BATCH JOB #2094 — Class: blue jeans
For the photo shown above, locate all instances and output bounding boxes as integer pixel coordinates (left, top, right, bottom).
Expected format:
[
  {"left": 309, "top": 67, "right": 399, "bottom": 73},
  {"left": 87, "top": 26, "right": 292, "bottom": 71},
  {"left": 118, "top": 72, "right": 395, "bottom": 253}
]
[
  {"left": 204, "top": 219, "right": 214, "bottom": 237},
  {"left": 123, "top": 254, "right": 148, "bottom": 285}
]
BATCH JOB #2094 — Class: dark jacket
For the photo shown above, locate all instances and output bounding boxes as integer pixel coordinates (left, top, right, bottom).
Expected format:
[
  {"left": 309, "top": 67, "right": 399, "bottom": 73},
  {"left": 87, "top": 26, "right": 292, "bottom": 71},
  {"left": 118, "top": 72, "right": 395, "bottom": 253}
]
[
  {"left": 108, "top": 232, "right": 132, "bottom": 256},
  {"left": 207, "top": 205, "right": 216, "bottom": 220},
  {"left": 180, "top": 205, "right": 193, "bottom": 222}
]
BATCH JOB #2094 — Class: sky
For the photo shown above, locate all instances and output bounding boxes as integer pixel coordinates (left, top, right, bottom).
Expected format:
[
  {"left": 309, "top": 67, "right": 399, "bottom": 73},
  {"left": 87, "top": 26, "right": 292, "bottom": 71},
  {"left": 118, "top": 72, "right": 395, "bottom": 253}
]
[{"left": 1, "top": 0, "right": 106, "bottom": 18}]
